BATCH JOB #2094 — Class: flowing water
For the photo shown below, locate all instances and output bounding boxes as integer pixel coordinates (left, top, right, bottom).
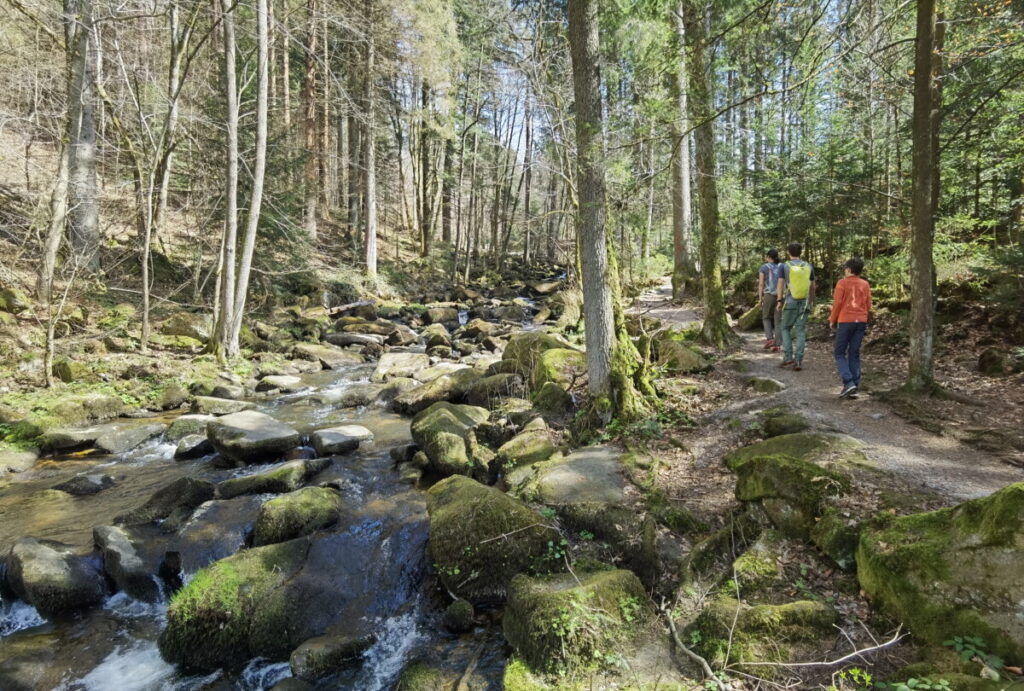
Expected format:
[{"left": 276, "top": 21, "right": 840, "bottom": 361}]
[{"left": 0, "top": 361, "right": 505, "bottom": 690}]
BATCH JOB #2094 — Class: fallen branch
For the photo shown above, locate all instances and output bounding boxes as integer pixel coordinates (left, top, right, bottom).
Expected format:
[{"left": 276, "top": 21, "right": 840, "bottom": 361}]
[
  {"left": 662, "top": 602, "right": 728, "bottom": 691},
  {"left": 729, "top": 626, "right": 905, "bottom": 670}
]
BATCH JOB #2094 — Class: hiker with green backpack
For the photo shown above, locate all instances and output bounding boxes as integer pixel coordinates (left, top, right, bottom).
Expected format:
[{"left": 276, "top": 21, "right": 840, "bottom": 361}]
[{"left": 775, "top": 242, "right": 816, "bottom": 371}]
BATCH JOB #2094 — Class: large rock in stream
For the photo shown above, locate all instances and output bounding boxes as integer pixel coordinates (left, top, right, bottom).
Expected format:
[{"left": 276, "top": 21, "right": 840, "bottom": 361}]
[
  {"left": 409, "top": 402, "right": 491, "bottom": 478},
  {"left": 391, "top": 369, "right": 481, "bottom": 415},
  {"left": 426, "top": 476, "right": 561, "bottom": 604},
  {"left": 159, "top": 491, "right": 428, "bottom": 671},
  {"left": 252, "top": 487, "right": 344, "bottom": 546},
  {"left": 207, "top": 410, "right": 301, "bottom": 464},
  {"left": 218, "top": 458, "right": 332, "bottom": 499},
  {"left": 4, "top": 537, "right": 107, "bottom": 617},
  {"left": 857, "top": 482, "right": 1024, "bottom": 664}
]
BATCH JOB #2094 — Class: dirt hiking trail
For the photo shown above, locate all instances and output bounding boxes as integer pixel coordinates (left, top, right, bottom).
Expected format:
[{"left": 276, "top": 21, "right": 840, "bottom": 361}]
[{"left": 635, "top": 277, "right": 1024, "bottom": 502}]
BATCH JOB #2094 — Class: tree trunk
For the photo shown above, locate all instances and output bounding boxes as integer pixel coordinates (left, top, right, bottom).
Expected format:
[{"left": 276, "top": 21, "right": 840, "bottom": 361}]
[
  {"left": 38, "top": 144, "right": 69, "bottom": 301},
  {"left": 567, "top": 0, "right": 648, "bottom": 422},
  {"left": 229, "top": 0, "right": 269, "bottom": 356},
  {"left": 684, "top": 0, "right": 733, "bottom": 347},
  {"left": 442, "top": 135, "right": 454, "bottom": 246},
  {"left": 65, "top": 0, "right": 99, "bottom": 270},
  {"left": 671, "top": 0, "right": 694, "bottom": 300},
  {"left": 302, "top": 0, "right": 318, "bottom": 240},
  {"left": 363, "top": 33, "right": 377, "bottom": 278},
  {"left": 906, "top": 0, "right": 943, "bottom": 392},
  {"left": 212, "top": 0, "right": 239, "bottom": 360}
]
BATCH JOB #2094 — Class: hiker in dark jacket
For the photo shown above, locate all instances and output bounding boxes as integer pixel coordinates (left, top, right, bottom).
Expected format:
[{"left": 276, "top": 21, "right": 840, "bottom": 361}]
[{"left": 757, "top": 249, "right": 781, "bottom": 352}]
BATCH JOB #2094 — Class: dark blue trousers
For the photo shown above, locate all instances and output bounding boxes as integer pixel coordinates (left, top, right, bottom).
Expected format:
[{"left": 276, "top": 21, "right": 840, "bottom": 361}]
[{"left": 834, "top": 322, "right": 866, "bottom": 387}]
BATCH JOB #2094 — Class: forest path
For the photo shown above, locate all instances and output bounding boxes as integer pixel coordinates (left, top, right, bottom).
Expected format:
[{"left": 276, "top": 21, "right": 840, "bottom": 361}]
[{"left": 636, "top": 277, "right": 1024, "bottom": 502}]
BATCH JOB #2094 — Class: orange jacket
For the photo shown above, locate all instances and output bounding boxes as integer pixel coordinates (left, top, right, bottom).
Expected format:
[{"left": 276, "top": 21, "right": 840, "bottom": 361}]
[{"left": 829, "top": 276, "right": 871, "bottom": 324}]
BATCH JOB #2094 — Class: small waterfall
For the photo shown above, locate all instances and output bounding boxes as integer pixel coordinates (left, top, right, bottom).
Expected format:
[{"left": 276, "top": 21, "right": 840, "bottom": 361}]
[
  {"left": 238, "top": 658, "right": 292, "bottom": 690},
  {"left": 355, "top": 599, "right": 425, "bottom": 691},
  {"left": 56, "top": 640, "right": 221, "bottom": 691},
  {"left": 0, "top": 596, "right": 46, "bottom": 637}
]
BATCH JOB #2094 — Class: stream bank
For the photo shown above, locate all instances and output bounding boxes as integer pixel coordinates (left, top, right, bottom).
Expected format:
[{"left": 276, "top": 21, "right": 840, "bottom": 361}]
[{"left": 1, "top": 274, "right": 1023, "bottom": 690}]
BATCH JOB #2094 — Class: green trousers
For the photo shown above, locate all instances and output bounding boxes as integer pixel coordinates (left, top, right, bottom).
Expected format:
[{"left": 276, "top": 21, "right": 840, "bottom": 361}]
[{"left": 780, "top": 302, "right": 809, "bottom": 361}]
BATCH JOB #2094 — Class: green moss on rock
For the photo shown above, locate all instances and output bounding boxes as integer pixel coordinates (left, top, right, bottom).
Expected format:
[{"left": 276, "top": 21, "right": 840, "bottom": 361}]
[
  {"left": 730, "top": 453, "right": 851, "bottom": 540},
  {"left": 396, "top": 662, "right": 448, "bottom": 691},
  {"left": 502, "top": 569, "right": 649, "bottom": 674},
  {"left": 502, "top": 332, "right": 577, "bottom": 377},
  {"left": 809, "top": 507, "right": 860, "bottom": 570},
  {"left": 252, "top": 487, "right": 343, "bottom": 546},
  {"left": 761, "top": 410, "right": 810, "bottom": 438},
  {"left": 410, "top": 402, "right": 490, "bottom": 478},
  {"left": 495, "top": 429, "right": 558, "bottom": 473},
  {"left": 426, "top": 476, "right": 561, "bottom": 604},
  {"left": 158, "top": 538, "right": 310, "bottom": 670},
  {"left": 687, "top": 595, "right": 838, "bottom": 669},
  {"left": 857, "top": 483, "right": 1024, "bottom": 665},
  {"left": 531, "top": 348, "right": 587, "bottom": 390},
  {"left": 733, "top": 530, "right": 785, "bottom": 593}
]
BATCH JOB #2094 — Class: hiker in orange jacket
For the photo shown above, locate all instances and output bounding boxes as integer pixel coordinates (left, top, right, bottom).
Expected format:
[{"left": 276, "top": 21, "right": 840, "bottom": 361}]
[{"left": 829, "top": 258, "right": 872, "bottom": 399}]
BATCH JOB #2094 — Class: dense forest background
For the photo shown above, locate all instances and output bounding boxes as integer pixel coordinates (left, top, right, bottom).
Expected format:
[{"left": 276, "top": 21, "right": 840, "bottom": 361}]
[{"left": 0, "top": 0, "right": 1022, "bottom": 373}]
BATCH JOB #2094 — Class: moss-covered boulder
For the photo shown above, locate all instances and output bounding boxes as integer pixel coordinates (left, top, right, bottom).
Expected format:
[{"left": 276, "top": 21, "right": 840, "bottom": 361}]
[
  {"left": 502, "top": 331, "right": 577, "bottom": 377},
  {"left": 410, "top": 402, "right": 490, "bottom": 478},
  {"left": 494, "top": 427, "right": 558, "bottom": 474},
  {"left": 857, "top": 483, "right": 1024, "bottom": 664},
  {"left": 532, "top": 381, "right": 574, "bottom": 415},
  {"left": 688, "top": 595, "right": 838, "bottom": 669},
  {"left": 761, "top": 409, "right": 810, "bottom": 438},
  {"left": 160, "top": 311, "right": 212, "bottom": 342},
  {"left": 725, "top": 433, "right": 861, "bottom": 541},
  {"left": 422, "top": 323, "right": 451, "bottom": 349},
  {"left": 810, "top": 506, "right": 860, "bottom": 570},
  {"left": 0, "top": 286, "right": 30, "bottom": 314},
  {"left": 736, "top": 304, "right": 762, "bottom": 331},
  {"left": 530, "top": 348, "right": 586, "bottom": 390},
  {"left": 728, "top": 453, "right": 851, "bottom": 540},
  {"left": 732, "top": 530, "right": 786, "bottom": 593},
  {"left": 654, "top": 330, "right": 709, "bottom": 373},
  {"left": 5, "top": 537, "right": 107, "bottom": 617},
  {"left": 503, "top": 570, "right": 649, "bottom": 674},
  {"left": 392, "top": 369, "right": 481, "bottom": 416},
  {"left": 160, "top": 492, "right": 429, "bottom": 671},
  {"left": 465, "top": 372, "right": 526, "bottom": 407},
  {"left": 166, "top": 414, "right": 215, "bottom": 440},
  {"left": 51, "top": 358, "right": 90, "bottom": 383},
  {"left": 218, "top": 458, "right": 332, "bottom": 499},
  {"left": 397, "top": 662, "right": 449, "bottom": 691},
  {"left": 426, "top": 476, "right": 561, "bottom": 604},
  {"left": 252, "top": 487, "right": 343, "bottom": 546},
  {"left": 159, "top": 538, "right": 309, "bottom": 669}
]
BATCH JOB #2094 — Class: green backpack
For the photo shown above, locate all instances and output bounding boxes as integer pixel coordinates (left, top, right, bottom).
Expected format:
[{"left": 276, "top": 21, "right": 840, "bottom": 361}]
[{"left": 786, "top": 260, "right": 812, "bottom": 300}]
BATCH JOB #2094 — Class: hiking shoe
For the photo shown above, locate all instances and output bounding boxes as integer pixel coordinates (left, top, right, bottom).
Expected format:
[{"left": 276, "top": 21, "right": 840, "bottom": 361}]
[
  {"left": 763, "top": 339, "right": 775, "bottom": 350},
  {"left": 780, "top": 360, "right": 795, "bottom": 368},
  {"left": 770, "top": 345, "right": 780, "bottom": 353},
  {"left": 793, "top": 361, "right": 803, "bottom": 371},
  {"left": 839, "top": 384, "right": 858, "bottom": 398}
]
